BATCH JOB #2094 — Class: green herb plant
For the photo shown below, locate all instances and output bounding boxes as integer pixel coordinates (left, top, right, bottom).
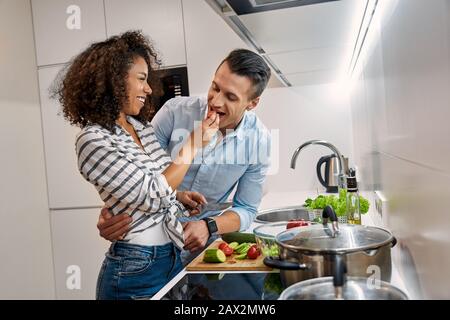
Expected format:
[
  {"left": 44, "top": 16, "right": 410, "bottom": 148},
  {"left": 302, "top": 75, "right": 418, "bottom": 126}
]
[{"left": 304, "top": 189, "right": 370, "bottom": 217}]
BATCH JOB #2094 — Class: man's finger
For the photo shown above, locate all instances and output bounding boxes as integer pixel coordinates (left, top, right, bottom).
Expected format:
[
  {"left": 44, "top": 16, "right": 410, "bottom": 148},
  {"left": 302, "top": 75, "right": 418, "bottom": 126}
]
[
  {"left": 185, "top": 243, "right": 203, "bottom": 253},
  {"left": 183, "top": 238, "right": 199, "bottom": 251},
  {"left": 102, "top": 222, "right": 130, "bottom": 240},
  {"left": 99, "top": 212, "right": 130, "bottom": 229},
  {"left": 183, "top": 225, "right": 196, "bottom": 243},
  {"left": 198, "top": 196, "right": 207, "bottom": 205},
  {"left": 190, "top": 192, "right": 207, "bottom": 205},
  {"left": 101, "top": 207, "right": 113, "bottom": 219},
  {"left": 105, "top": 226, "right": 130, "bottom": 241},
  {"left": 183, "top": 234, "right": 204, "bottom": 251},
  {"left": 189, "top": 209, "right": 200, "bottom": 216},
  {"left": 100, "top": 216, "right": 132, "bottom": 238},
  {"left": 185, "top": 198, "right": 198, "bottom": 208}
]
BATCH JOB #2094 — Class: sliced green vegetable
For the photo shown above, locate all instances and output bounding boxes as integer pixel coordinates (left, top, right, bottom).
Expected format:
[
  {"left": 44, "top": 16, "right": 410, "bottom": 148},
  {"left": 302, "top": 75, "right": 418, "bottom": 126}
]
[
  {"left": 235, "top": 243, "right": 252, "bottom": 254},
  {"left": 203, "top": 249, "right": 226, "bottom": 263},
  {"left": 235, "top": 253, "right": 247, "bottom": 260},
  {"left": 228, "top": 242, "right": 239, "bottom": 250},
  {"left": 221, "top": 232, "right": 256, "bottom": 244}
]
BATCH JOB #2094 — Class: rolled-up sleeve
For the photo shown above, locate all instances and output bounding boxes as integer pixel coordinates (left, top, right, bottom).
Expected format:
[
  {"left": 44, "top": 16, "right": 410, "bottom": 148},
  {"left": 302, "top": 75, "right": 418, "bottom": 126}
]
[
  {"left": 230, "top": 127, "right": 271, "bottom": 231},
  {"left": 230, "top": 162, "right": 270, "bottom": 231}
]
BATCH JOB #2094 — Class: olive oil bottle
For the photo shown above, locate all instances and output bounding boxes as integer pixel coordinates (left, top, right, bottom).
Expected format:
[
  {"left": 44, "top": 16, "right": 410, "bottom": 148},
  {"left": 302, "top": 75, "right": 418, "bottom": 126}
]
[{"left": 346, "top": 169, "right": 361, "bottom": 225}]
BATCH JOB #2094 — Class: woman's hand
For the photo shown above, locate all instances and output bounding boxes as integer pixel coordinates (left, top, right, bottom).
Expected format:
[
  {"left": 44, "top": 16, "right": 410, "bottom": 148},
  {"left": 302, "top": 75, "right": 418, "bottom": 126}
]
[
  {"left": 163, "top": 112, "right": 219, "bottom": 190},
  {"left": 177, "top": 191, "right": 207, "bottom": 215},
  {"left": 192, "top": 111, "right": 220, "bottom": 148}
]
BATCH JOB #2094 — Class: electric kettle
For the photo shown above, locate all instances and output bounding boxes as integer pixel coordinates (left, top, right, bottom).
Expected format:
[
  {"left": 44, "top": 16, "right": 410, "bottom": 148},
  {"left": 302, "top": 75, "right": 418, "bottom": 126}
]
[{"left": 316, "top": 154, "right": 349, "bottom": 193}]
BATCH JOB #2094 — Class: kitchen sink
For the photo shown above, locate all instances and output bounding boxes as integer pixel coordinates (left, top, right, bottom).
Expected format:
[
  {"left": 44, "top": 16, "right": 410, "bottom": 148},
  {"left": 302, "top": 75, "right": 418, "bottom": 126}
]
[{"left": 255, "top": 205, "right": 310, "bottom": 223}]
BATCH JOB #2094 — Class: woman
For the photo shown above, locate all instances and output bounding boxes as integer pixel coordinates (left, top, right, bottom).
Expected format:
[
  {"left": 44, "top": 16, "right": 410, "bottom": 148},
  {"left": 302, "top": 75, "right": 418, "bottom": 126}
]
[{"left": 53, "top": 30, "right": 219, "bottom": 299}]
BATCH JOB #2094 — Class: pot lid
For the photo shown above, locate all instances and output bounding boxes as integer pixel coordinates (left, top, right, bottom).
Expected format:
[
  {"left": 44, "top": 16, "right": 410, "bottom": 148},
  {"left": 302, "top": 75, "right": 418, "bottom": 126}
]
[
  {"left": 279, "top": 276, "right": 408, "bottom": 300},
  {"left": 276, "top": 224, "right": 394, "bottom": 253}
]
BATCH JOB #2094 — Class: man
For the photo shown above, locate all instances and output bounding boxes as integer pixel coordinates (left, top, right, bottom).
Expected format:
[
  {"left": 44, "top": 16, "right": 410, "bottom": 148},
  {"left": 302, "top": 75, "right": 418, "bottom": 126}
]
[{"left": 97, "top": 48, "right": 271, "bottom": 255}]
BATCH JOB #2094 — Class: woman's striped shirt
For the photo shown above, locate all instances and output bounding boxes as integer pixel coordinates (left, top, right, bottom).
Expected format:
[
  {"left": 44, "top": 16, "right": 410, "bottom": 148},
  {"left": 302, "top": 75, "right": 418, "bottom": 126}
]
[{"left": 75, "top": 116, "right": 188, "bottom": 249}]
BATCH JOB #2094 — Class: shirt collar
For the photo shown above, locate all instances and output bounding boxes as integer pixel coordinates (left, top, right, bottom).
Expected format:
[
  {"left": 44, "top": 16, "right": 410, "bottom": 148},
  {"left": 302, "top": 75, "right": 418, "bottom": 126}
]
[
  {"left": 113, "top": 116, "right": 146, "bottom": 135},
  {"left": 225, "top": 112, "right": 248, "bottom": 141},
  {"left": 126, "top": 116, "right": 145, "bottom": 131}
]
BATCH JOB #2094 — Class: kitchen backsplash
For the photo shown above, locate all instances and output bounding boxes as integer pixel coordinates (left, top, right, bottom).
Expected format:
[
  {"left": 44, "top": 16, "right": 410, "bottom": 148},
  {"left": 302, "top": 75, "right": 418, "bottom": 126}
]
[
  {"left": 256, "top": 83, "right": 353, "bottom": 193},
  {"left": 350, "top": 0, "right": 450, "bottom": 299}
]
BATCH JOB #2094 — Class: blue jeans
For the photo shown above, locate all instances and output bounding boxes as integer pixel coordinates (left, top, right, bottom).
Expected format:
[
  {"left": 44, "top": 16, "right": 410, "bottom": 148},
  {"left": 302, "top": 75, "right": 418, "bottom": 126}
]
[{"left": 96, "top": 241, "right": 183, "bottom": 300}]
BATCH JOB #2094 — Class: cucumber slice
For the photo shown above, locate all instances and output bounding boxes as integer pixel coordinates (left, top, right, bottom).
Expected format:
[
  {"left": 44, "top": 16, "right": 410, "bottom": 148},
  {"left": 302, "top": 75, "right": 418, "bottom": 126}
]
[
  {"left": 228, "top": 242, "right": 239, "bottom": 250},
  {"left": 203, "top": 249, "right": 226, "bottom": 263},
  {"left": 235, "top": 253, "right": 247, "bottom": 260},
  {"left": 235, "top": 243, "right": 251, "bottom": 254}
]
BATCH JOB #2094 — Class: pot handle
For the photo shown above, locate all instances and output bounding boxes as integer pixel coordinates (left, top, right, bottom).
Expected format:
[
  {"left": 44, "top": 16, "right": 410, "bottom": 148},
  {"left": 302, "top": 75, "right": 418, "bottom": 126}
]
[
  {"left": 332, "top": 254, "right": 347, "bottom": 300},
  {"left": 333, "top": 254, "right": 347, "bottom": 287},
  {"left": 391, "top": 237, "right": 397, "bottom": 248},
  {"left": 263, "top": 257, "right": 310, "bottom": 270},
  {"left": 322, "top": 205, "right": 339, "bottom": 236}
]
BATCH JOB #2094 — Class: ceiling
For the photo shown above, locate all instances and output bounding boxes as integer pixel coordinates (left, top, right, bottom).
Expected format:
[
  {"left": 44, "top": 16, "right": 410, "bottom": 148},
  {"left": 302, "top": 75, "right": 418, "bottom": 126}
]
[{"left": 205, "top": 0, "right": 369, "bottom": 87}]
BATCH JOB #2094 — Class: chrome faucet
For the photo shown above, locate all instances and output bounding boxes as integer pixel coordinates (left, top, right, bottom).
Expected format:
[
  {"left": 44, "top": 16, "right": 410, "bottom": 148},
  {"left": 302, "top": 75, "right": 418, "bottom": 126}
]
[{"left": 291, "top": 140, "right": 347, "bottom": 189}]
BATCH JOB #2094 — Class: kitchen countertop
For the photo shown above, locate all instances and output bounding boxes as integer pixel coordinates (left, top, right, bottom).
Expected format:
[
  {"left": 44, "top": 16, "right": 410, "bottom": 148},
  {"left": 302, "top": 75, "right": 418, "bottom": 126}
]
[{"left": 152, "top": 190, "right": 410, "bottom": 300}]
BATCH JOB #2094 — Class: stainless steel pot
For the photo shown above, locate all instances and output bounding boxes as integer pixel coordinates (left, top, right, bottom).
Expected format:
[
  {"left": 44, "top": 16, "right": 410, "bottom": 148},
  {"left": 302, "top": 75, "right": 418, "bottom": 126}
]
[
  {"left": 279, "top": 276, "right": 408, "bottom": 300},
  {"left": 264, "top": 206, "right": 397, "bottom": 288}
]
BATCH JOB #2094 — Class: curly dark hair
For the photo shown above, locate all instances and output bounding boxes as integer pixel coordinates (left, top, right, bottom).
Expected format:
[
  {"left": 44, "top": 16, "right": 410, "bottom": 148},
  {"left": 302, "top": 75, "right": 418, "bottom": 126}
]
[{"left": 52, "top": 30, "right": 163, "bottom": 131}]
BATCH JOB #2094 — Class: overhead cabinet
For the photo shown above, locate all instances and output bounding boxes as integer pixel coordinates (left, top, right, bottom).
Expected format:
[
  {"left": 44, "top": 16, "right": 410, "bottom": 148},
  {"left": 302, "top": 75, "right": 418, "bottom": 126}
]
[
  {"left": 38, "top": 65, "right": 103, "bottom": 209},
  {"left": 104, "top": 0, "right": 186, "bottom": 67},
  {"left": 31, "top": 0, "right": 107, "bottom": 66}
]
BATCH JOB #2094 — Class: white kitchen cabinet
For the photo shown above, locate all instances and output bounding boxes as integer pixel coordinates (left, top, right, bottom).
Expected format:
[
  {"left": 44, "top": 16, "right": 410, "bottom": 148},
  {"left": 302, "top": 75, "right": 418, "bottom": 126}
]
[
  {"left": 31, "top": 0, "right": 106, "bottom": 66},
  {"left": 104, "top": 0, "right": 186, "bottom": 67},
  {"left": 51, "top": 208, "right": 110, "bottom": 300},
  {"left": 38, "top": 65, "right": 103, "bottom": 209}
]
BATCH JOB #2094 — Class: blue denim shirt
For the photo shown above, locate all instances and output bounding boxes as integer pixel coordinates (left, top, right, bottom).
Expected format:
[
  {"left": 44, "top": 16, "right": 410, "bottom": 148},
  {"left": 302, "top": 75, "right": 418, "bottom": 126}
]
[{"left": 150, "top": 96, "right": 271, "bottom": 231}]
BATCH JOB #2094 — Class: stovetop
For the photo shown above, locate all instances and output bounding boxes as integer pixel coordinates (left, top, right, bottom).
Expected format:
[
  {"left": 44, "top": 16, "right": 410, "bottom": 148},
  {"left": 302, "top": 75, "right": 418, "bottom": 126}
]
[{"left": 161, "top": 272, "right": 283, "bottom": 300}]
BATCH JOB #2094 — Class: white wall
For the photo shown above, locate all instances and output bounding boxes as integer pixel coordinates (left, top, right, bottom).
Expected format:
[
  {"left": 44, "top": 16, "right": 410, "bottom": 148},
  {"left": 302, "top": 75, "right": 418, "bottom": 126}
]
[
  {"left": 182, "top": 0, "right": 354, "bottom": 194},
  {"left": 0, "top": 0, "right": 55, "bottom": 299},
  {"left": 256, "top": 84, "right": 353, "bottom": 193},
  {"left": 182, "top": 0, "right": 248, "bottom": 95},
  {"left": 182, "top": 0, "right": 282, "bottom": 95},
  {"left": 350, "top": 0, "right": 450, "bottom": 299}
]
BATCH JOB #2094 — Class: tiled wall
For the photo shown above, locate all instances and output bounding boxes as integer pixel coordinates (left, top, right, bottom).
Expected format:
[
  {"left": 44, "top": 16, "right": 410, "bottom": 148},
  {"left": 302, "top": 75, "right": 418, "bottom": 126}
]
[{"left": 350, "top": 0, "right": 450, "bottom": 299}]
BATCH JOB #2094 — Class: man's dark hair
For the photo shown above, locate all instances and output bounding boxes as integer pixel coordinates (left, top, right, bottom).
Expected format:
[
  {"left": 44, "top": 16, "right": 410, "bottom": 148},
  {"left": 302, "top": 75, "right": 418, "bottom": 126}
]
[{"left": 219, "top": 49, "right": 271, "bottom": 99}]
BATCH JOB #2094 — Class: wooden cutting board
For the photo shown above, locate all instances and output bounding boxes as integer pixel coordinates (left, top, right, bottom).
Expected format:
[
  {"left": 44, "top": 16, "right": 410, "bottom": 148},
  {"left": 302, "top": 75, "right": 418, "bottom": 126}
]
[{"left": 186, "top": 240, "right": 272, "bottom": 271}]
